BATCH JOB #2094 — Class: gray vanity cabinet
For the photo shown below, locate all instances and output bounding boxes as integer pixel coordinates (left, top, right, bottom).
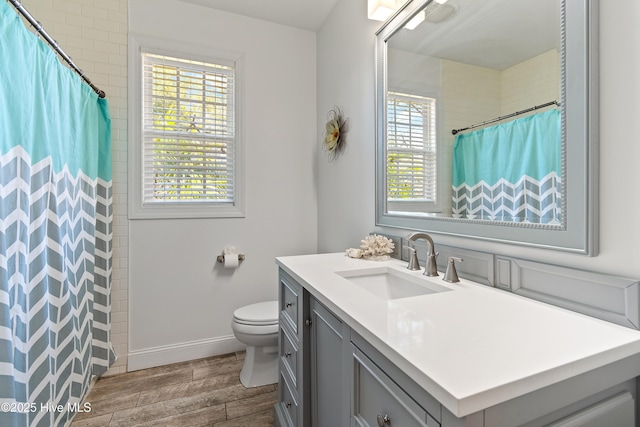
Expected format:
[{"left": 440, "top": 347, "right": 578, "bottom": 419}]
[
  {"left": 350, "top": 331, "right": 443, "bottom": 427},
  {"left": 309, "top": 298, "right": 350, "bottom": 427},
  {"left": 276, "top": 269, "right": 349, "bottom": 427},
  {"left": 352, "top": 346, "right": 440, "bottom": 427},
  {"left": 310, "top": 297, "right": 440, "bottom": 427},
  {"left": 275, "top": 267, "right": 637, "bottom": 427},
  {"left": 275, "top": 268, "right": 440, "bottom": 427},
  {"left": 275, "top": 270, "right": 309, "bottom": 427}
]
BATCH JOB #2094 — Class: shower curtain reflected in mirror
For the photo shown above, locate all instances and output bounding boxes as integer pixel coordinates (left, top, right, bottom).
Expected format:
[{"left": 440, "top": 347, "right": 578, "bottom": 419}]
[
  {"left": 0, "top": 2, "right": 114, "bottom": 426},
  {"left": 452, "top": 109, "right": 562, "bottom": 224}
]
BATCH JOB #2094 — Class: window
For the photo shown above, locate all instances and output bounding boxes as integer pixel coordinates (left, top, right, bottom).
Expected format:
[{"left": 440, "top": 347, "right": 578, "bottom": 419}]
[
  {"left": 129, "top": 36, "right": 244, "bottom": 219},
  {"left": 386, "top": 91, "right": 438, "bottom": 213}
]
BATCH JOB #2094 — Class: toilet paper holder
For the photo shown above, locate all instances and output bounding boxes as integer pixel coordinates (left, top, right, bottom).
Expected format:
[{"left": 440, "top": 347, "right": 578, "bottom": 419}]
[{"left": 216, "top": 253, "right": 246, "bottom": 264}]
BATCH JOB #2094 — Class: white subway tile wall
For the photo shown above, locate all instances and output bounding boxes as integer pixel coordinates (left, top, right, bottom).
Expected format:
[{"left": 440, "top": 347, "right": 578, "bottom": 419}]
[{"left": 20, "top": 0, "right": 129, "bottom": 375}]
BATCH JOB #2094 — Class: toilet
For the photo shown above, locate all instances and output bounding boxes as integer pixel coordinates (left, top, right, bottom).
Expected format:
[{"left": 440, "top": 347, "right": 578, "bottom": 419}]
[{"left": 231, "top": 301, "right": 279, "bottom": 388}]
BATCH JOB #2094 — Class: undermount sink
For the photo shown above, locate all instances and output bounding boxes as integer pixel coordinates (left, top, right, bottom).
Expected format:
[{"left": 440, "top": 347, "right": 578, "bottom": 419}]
[{"left": 336, "top": 267, "right": 452, "bottom": 300}]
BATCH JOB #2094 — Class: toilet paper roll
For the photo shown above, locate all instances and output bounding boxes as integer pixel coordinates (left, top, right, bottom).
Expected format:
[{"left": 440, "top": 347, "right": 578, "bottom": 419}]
[{"left": 223, "top": 253, "right": 239, "bottom": 268}]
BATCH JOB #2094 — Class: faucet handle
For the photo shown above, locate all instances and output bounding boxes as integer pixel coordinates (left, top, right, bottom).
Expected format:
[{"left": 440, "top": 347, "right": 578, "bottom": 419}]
[
  {"left": 406, "top": 246, "right": 421, "bottom": 271},
  {"left": 443, "top": 257, "right": 463, "bottom": 283}
]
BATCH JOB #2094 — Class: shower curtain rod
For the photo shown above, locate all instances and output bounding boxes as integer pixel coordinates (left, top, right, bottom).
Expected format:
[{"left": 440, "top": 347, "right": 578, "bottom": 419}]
[
  {"left": 451, "top": 100, "right": 560, "bottom": 135},
  {"left": 7, "top": 0, "right": 106, "bottom": 98}
]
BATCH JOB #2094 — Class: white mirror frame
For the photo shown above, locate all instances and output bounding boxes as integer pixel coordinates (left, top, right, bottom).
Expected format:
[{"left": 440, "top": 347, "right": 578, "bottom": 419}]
[{"left": 375, "top": 0, "right": 599, "bottom": 255}]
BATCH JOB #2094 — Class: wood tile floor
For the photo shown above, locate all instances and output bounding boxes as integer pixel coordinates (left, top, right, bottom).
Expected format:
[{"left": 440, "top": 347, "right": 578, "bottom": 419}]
[{"left": 70, "top": 352, "right": 276, "bottom": 427}]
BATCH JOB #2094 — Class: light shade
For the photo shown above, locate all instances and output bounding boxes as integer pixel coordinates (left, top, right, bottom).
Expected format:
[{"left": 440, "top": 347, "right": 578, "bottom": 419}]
[{"left": 368, "top": 0, "right": 398, "bottom": 22}]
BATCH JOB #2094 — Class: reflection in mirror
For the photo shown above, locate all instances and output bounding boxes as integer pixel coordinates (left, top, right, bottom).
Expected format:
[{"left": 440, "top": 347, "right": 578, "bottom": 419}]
[
  {"left": 385, "top": 0, "right": 562, "bottom": 224},
  {"left": 375, "top": 0, "right": 598, "bottom": 254}
]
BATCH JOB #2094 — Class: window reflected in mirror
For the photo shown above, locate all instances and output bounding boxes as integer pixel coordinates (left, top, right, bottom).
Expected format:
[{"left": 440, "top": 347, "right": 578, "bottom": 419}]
[{"left": 386, "top": 91, "right": 438, "bottom": 213}]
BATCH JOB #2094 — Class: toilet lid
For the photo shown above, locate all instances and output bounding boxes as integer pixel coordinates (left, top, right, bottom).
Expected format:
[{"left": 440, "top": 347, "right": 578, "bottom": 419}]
[{"left": 233, "top": 301, "right": 279, "bottom": 325}]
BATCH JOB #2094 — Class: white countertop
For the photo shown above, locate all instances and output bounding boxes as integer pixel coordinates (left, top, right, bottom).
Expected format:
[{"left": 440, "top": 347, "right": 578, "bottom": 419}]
[{"left": 276, "top": 253, "right": 640, "bottom": 418}]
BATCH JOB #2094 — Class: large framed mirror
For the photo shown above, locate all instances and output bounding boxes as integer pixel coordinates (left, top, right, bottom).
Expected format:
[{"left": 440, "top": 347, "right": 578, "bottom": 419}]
[{"left": 375, "top": 0, "right": 598, "bottom": 255}]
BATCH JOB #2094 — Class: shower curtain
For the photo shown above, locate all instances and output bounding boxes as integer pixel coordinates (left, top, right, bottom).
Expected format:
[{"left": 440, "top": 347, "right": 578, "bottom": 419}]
[
  {"left": 451, "top": 109, "right": 561, "bottom": 223},
  {"left": 0, "top": 3, "right": 114, "bottom": 426}
]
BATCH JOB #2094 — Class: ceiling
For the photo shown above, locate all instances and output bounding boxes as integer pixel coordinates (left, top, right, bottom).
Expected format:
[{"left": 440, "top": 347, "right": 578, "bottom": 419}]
[
  {"left": 178, "top": 0, "right": 340, "bottom": 31},
  {"left": 390, "top": 0, "right": 561, "bottom": 70},
  {"left": 177, "top": 0, "right": 560, "bottom": 70}
]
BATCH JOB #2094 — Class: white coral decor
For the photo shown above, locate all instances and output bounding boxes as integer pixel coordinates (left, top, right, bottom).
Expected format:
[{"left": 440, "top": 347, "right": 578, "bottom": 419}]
[{"left": 346, "top": 234, "right": 395, "bottom": 261}]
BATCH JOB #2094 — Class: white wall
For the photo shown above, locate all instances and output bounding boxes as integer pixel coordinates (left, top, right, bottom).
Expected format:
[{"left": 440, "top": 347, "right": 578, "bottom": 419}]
[
  {"left": 317, "top": 0, "right": 640, "bottom": 279},
  {"left": 128, "top": 0, "right": 317, "bottom": 369},
  {"left": 316, "top": 0, "right": 380, "bottom": 253},
  {"left": 501, "top": 49, "right": 560, "bottom": 115}
]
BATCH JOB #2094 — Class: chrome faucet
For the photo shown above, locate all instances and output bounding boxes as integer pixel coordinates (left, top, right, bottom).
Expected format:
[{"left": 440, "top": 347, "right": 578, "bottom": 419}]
[{"left": 406, "top": 232, "right": 439, "bottom": 277}]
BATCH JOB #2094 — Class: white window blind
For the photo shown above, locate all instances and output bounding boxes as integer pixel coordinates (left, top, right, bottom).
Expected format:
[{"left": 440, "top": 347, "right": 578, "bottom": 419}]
[
  {"left": 387, "top": 92, "right": 437, "bottom": 203},
  {"left": 142, "top": 53, "right": 236, "bottom": 204}
]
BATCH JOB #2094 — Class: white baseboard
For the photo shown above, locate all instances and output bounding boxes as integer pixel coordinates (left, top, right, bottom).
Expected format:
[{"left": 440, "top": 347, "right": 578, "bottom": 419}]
[{"left": 127, "top": 335, "right": 246, "bottom": 372}]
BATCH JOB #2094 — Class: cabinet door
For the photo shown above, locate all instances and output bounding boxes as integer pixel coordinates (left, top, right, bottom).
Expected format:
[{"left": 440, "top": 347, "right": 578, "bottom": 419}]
[
  {"left": 352, "top": 346, "right": 436, "bottom": 427},
  {"left": 310, "top": 297, "right": 350, "bottom": 427}
]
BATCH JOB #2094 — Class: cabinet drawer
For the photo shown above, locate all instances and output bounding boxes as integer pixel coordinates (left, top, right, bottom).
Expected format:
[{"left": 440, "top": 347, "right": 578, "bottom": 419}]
[
  {"left": 280, "top": 325, "right": 298, "bottom": 385},
  {"left": 278, "top": 371, "right": 299, "bottom": 427},
  {"left": 547, "top": 391, "right": 635, "bottom": 427},
  {"left": 280, "top": 276, "right": 300, "bottom": 333},
  {"left": 352, "top": 346, "right": 437, "bottom": 427}
]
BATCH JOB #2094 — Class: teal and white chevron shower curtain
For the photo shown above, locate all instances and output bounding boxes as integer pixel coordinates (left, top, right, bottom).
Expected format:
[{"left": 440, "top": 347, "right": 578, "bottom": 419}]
[
  {"left": 0, "top": 2, "right": 115, "bottom": 426},
  {"left": 451, "top": 109, "right": 562, "bottom": 224}
]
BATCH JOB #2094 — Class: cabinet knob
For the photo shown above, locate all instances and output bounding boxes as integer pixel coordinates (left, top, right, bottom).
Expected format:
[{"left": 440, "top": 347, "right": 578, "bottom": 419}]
[
  {"left": 285, "top": 401, "right": 292, "bottom": 408},
  {"left": 377, "top": 414, "right": 391, "bottom": 426},
  {"left": 285, "top": 351, "right": 292, "bottom": 358},
  {"left": 305, "top": 319, "right": 312, "bottom": 326},
  {"left": 285, "top": 302, "right": 293, "bottom": 308}
]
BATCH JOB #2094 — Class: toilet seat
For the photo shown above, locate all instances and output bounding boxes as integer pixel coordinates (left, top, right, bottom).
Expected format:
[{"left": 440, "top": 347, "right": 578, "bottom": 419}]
[
  {"left": 233, "top": 301, "right": 279, "bottom": 326},
  {"left": 232, "top": 321, "right": 279, "bottom": 335}
]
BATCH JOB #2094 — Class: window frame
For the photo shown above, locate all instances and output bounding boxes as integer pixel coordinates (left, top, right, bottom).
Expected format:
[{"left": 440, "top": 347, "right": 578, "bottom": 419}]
[{"left": 128, "top": 35, "right": 245, "bottom": 219}]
